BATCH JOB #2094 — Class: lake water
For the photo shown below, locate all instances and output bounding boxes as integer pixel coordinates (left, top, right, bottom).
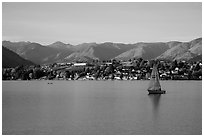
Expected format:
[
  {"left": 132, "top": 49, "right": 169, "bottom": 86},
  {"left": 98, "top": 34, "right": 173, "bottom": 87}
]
[{"left": 2, "top": 80, "right": 202, "bottom": 135}]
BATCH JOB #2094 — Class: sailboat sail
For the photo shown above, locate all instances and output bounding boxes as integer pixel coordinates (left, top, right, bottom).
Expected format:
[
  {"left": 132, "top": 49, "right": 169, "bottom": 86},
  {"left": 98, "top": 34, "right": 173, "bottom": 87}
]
[{"left": 148, "top": 64, "right": 161, "bottom": 91}]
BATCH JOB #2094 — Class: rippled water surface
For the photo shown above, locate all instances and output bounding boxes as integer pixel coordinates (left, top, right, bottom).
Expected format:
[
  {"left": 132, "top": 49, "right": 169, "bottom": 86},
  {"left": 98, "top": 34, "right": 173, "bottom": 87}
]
[{"left": 2, "top": 80, "right": 202, "bottom": 135}]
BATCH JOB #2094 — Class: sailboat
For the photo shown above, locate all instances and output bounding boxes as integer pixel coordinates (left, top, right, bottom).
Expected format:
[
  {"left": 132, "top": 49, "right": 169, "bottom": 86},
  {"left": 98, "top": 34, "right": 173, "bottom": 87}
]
[{"left": 147, "top": 64, "right": 166, "bottom": 94}]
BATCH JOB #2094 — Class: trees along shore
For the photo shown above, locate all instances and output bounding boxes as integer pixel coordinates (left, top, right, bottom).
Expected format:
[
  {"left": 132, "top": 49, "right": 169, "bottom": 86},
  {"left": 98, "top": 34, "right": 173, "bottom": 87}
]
[{"left": 2, "top": 59, "right": 202, "bottom": 81}]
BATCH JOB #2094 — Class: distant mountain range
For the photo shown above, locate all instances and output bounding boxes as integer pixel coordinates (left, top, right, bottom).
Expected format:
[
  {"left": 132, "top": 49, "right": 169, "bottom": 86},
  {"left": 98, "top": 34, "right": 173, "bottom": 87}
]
[
  {"left": 2, "top": 41, "right": 74, "bottom": 64},
  {"left": 2, "top": 46, "right": 35, "bottom": 68},
  {"left": 157, "top": 38, "right": 202, "bottom": 61},
  {"left": 2, "top": 38, "right": 202, "bottom": 66}
]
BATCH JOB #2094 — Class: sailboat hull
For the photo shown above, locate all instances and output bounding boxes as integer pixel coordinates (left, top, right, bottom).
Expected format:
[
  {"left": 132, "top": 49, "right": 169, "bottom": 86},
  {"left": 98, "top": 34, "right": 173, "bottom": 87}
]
[{"left": 148, "top": 89, "right": 166, "bottom": 94}]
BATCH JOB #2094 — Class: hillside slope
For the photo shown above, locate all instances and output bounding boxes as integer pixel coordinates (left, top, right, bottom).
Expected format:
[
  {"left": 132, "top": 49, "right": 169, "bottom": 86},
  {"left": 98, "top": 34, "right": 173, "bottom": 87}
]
[
  {"left": 157, "top": 38, "right": 202, "bottom": 61},
  {"left": 3, "top": 37, "right": 202, "bottom": 64},
  {"left": 2, "top": 46, "right": 35, "bottom": 68}
]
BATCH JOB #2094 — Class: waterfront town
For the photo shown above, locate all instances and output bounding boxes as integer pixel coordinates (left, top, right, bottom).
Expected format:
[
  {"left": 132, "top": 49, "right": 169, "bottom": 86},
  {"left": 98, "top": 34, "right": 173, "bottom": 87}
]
[{"left": 2, "top": 58, "right": 202, "bottom": 81}]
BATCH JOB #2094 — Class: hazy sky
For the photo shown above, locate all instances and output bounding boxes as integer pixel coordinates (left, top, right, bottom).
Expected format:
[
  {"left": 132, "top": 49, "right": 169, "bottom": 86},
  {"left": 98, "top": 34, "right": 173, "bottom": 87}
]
[{"left": 2, "top": 2, "right": 202, "bottom": 45}]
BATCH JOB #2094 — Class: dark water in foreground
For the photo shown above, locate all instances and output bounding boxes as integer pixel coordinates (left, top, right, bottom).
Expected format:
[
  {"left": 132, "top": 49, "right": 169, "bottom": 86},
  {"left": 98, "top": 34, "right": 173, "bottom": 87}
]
[{"left": 2, "top": 80, "right": 202, "bottom": 135}]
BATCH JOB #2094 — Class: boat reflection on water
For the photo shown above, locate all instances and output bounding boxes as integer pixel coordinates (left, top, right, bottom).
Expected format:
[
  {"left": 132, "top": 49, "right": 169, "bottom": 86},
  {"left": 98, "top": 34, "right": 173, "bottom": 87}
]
[{"left": 148, "top": 94, "right": 161, "bottom": 120}]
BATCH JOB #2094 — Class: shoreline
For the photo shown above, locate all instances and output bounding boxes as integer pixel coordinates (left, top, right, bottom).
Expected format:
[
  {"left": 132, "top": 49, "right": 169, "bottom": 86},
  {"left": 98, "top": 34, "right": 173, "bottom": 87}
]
[{"left": 2, "top": 79, "right": 202, "bottom": 81}]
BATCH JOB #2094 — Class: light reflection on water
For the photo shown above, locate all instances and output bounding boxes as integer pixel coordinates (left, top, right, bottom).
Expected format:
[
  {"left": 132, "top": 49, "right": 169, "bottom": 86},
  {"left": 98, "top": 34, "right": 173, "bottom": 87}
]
[
  {"left": 2, "top": 80, "right": 202, "bottom": 135},
  {"left": 149, "top": 94, "right": 161, "bottom": 120}
]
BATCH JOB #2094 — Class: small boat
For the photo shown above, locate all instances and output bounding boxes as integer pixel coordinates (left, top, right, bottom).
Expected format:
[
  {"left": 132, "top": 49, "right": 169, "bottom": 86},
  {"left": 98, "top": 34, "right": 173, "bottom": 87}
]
[{"left": 147, "top": 64, "right": 166, "bottom": 94}]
